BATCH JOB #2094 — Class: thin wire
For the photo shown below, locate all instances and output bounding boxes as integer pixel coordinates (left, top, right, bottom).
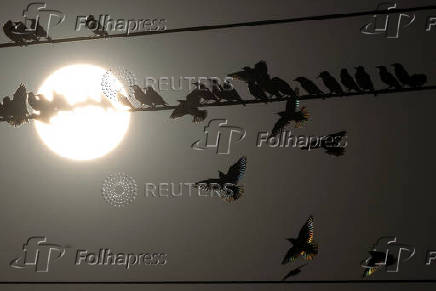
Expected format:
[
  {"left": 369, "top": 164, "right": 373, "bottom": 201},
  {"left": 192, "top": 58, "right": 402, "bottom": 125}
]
[{"left": 0, "top": 5, "right": 435, "bottom": 48}]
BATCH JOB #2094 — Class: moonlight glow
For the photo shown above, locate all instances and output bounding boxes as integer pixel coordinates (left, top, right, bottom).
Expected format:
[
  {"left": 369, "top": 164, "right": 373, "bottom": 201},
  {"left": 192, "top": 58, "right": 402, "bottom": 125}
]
[{"left": 34, "top": 64, "right": 130, "bottom": 161}]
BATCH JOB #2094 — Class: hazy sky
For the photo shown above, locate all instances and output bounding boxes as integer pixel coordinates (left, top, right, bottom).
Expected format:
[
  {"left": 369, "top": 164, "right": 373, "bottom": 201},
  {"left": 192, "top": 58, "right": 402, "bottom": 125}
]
[{"left": 0, "top": 0, "right": 435, "bottom": 290}]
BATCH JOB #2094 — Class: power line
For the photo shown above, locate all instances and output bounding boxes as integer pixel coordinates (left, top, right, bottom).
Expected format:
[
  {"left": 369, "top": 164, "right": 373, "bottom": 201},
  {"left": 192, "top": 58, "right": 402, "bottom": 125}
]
[
  {"left": 1, "top": 5, "right": 435, "bottom": 49},
  {"left": 1, "top": 85, "right": 434, "bottom": 123}
]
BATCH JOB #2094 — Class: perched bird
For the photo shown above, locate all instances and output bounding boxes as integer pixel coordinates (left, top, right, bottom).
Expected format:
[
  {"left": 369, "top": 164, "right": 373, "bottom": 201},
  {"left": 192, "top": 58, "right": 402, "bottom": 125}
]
[
  {"left": 318, "top": 71, "right": 344, "bottom": 95},
  {"left": 254, "top": 60, "right": 270, "bottom": 84},
  {"left": 391, "top": 63, "right": 411, "bottom": 87},
  {"left": 195, "top": 156, "right": 247, "bottom": 202},
  {"left": 221, "top": 82, "right": 246, "bottom": 105},
  {"left": 340, "top": 69, "right": 361, "bottom": 92},
  {"left": 116, "top": 92, "right": 136, "bottom": 109},
  {"left": 6, "top": 84, "right": 29, "bottom": 126},
  {"left": 282, "top": 263, "right": 308, "bottom": 281},
  {"left": 144, "top": 86, "right": 168, "bottom": 107},
  {"left": 361, "top": 250, "right": 396, "bottom": 278},
  {"left": 376, "top": 66, "right": 401, "bottom": 89},
  {"left": 3, "top": 21, "right": 28, "bottom": 45},
  {"left": 170, "top": 90, "right": 207, "bottom": 123},
  {"left": 270, "top": 97, "right": 309, "bottom": 138},
  {"left": 228, "top": 66, "right": 258, "bottom": 83},
  {"left": 0, "top": 96, "right": 12, "bottom": 119},
  {"left": 192, "top": 82, "right": 219, "bottom": 102},
  {"left": 85, "top": 15, "right": 108, "bottom": 37},
  {"left": 271, "top": 77, "right": 298, "bottom": 98},
  {"left": 248, "top": 82, "right": 269, "bottom": 103},
  {"left": 355, "top": 66, "right": 376, "bottom": 95},
  {"left": 132, "top": 85, "right": 153, "bottom": 107},
  {"left": 282, "top": 215, "right": 318, "bottom": 265},
  {"left": 409, "top": 74, "right": 427, "bottom": 88},
  {"left": 28, "top": 92, "right": 57, "bottom": 123},
  {"left": 294, "top": 77, "right": 324, "bottom": 97},
  {"left": 301, "top": 131, "right": 347, "bottom": 156}
]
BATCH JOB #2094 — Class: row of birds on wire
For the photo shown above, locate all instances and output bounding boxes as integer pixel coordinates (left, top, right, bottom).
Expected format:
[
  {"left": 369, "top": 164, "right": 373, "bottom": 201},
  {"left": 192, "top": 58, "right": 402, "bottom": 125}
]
[{"left": 3, "top": 15, "right": 109, "bottom": 46}]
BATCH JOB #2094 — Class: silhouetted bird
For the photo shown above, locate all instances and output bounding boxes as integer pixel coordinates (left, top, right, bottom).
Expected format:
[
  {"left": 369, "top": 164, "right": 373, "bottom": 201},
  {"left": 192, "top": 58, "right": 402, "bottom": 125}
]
[
  {"left": 270, "top": 97, "right": 309, "bottom": 137},
  {"left": 28, "top": 92, "right": 56, "bottom": 123},
  {"left": 116, "top": 92, "right": 136, "bottom": 109},
  {"left": 361, "top": 250, "right": 396, "bottom": 278},
  {"left": 195, "top": 156, "right": 247, "bottom": 202},
  {"left": 2, "top": 20, "right": 35, "bottom": 45},
  {"left": 221, "top": 81, "right": 246, "bottom": 105},
  {"left": 228, "top": 66, "right": 258, "bottom": 83},
  {"left": 145, "top": 86, "right": 167, "bottom": 107},
  {"left": 409, "top": 74, "right": 427, "bottom": 88},
  {"left": 6, "top": 84, "right": 29, "bottom": 126},
  {"left": 170, "top": 91, "right": 207, "bottom": 123},
  {"left": 85, "top": 15, "right": 108, "bottom": 37},
  {"left": 301, "top": 131, "right": 347, "bottom": 156},
  {"left": 192, "top": 82, "right": 218, "bottom": 102},
  {"left": 248, "top": 82, "right": 269, "bottom": 103},
  {"left": 132, "top": 85, "right": 153, "bottom": 108},
  {"left": 376, "top": 66, "right": 401, "bottom": 89},
  {"left": 254, "top": 60, "right": 270, "bottom": 83},
  {"left": 282, "top": 263, "right": 307, "bottom": 281},
  {"left": 340, "top": 69, "right": 361, "bottom": 92},
  {"left": 391, "top": 63, "right": 411, "bottom": 87},
  {"left": 271, "top": 77, "right": 298, "bottom": 98},
  {"left": 282, "top": 215, "right": 318, "bottom": 265},
  {"left": 0, "top": 96, "right": 12, "bottom": 119},
  {"left": 355, "top": 66, "right": 376, "bottom": 95},
  {"left": 318, "top": 71, "right": 344, "bottom": 95},
  {"left": 294, "top": 77, "right": 324, "bottom": 97}
]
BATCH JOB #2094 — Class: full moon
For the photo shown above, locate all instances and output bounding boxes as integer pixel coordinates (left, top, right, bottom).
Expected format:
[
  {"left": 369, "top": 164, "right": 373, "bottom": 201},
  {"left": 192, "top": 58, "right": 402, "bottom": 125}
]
[{"left": 34, "top": 64, "right": 131, "bottom": 161}]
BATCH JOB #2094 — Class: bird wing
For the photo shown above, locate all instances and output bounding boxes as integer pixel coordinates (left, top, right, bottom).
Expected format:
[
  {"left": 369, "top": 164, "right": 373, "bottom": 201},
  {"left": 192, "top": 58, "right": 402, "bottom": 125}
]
[
  {"left": 12, "top": 84, "right": 27, "bottom": 105},
  {"left": 298, "top": 215, "right": 314, "bottom": 244},
  {"left": 226, "top": 156, "right": 247, "bottom": 183},
  {"left": 281, "top": 245, "right": 301, "bottom": 264},
  {"left": 363, "top": 266, "right": 381, "bottom": 278},
  {"left": 169, "top": 103, "right": 187, "bottom": 119},
  {"left": 194, "top": 178, "right": 223, "bottom": 191},
  {"left": 270, "top": 116, "right": 290, "bottom": 138}
]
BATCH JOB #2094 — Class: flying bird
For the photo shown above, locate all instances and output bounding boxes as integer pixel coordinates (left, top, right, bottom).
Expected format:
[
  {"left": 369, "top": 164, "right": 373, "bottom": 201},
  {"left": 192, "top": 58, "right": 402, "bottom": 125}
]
[
  {"left": 282, "top": 215, "right": 318, "bottom": 265},
  {"left": 301, "top": 131, "right": 347, "bottom": 156},
  {"left": 170, "top": 90, "right": 207, "bottom": 123},
  {"left": 376, "top": 66, "right": 401, "bottom": 89},
  {"left": 85, "top": 15, "right": 108, "bottom": 37},
  {"left": 282, "top": 263, "right": 308, "bottom": 281},
  {"left": 318, "top": 71, "right": 344, "bottom": 95},
  {"left": 391, "top": 63, "right": 411, "bottom": 86},
  {"left": 340, "top": 69, "right": 361, "bottom": 92},
  {"left": 195, "top": 156, "right": 247, "bottom": 202},
  {"left": 355, "top": 66, "right": 376, "bottom": 95},
  {"left": 361, "top": 250, "right": 396, "bottom": 278},
  {"left": 294, "top": 77, "right": 324, "bottom": 97},
  {"left": 270, "top": 97, "right": 309, "bottom": 138}
]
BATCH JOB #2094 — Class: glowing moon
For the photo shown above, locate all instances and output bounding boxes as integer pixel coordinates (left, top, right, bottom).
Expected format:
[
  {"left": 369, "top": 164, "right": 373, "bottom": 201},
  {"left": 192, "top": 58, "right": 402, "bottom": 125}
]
[{"left": 34, "top": 64, "right": 130, "bottom": 161}]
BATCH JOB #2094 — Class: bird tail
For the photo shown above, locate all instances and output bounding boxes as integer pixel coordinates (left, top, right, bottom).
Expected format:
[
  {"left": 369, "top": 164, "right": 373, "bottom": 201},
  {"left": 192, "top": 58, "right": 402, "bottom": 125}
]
[
  {"left": 302, "top": 242, "right": 318, "bottom": 260},
  {"left": 193, "top": 109, "right": 207, "bottom": 123},
  {"left": 294, "top": 107, "right": 310, "bottom": 128}
]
